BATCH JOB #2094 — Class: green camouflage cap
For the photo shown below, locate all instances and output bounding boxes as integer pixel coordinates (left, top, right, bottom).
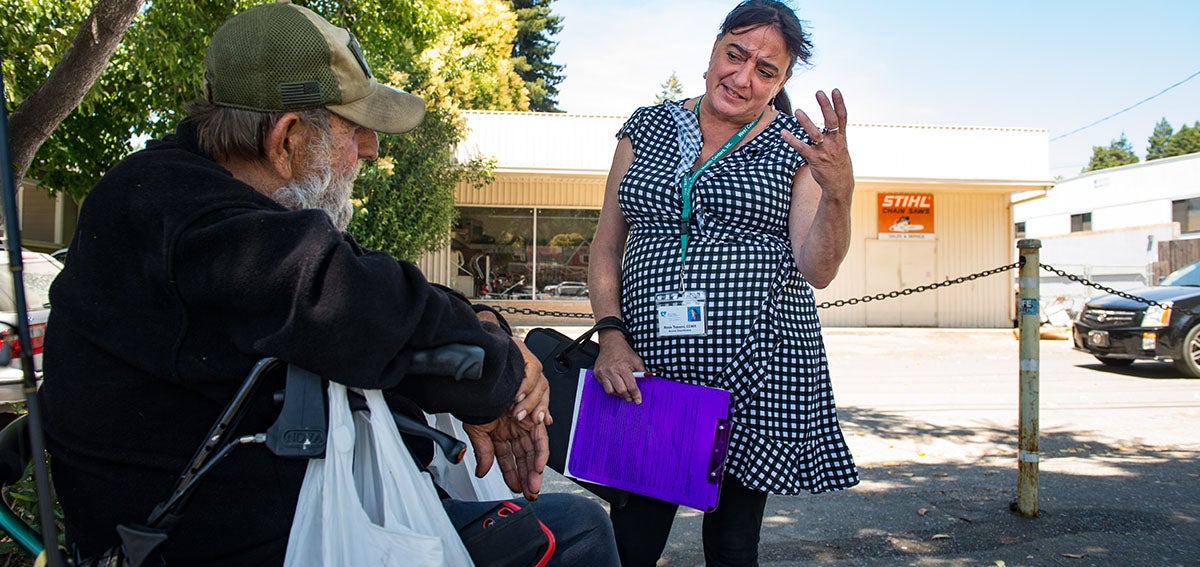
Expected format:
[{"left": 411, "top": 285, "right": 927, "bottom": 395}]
[{"left": 204, "top": 0, "right": 425, "bottom": 134}]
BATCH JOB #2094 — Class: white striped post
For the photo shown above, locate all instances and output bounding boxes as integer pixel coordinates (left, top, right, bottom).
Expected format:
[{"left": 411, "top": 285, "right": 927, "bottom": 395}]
[{"left": 1016, "top": 239, "right": 1041, "bottom": 517}]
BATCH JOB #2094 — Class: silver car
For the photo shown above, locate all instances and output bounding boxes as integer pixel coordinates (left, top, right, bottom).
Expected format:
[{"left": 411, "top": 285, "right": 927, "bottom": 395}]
[
  {"left": 543, "top": 281, "right": 588, "bottom": 297},
  {"left": 0, "top": 250, "right": 62, "bottom": 403}
]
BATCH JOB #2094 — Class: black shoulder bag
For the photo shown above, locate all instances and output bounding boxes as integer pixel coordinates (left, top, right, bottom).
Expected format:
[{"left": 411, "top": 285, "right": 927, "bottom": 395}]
[{"left": 523, "top": 317, "right": 631, "bottom": 508}]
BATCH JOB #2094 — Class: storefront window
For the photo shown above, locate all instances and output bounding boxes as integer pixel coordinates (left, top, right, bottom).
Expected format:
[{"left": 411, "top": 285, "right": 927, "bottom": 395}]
[
  {"left": 453, "top": 207, "right": 534, "bottom": 299},
  {"left": 536, "top": 209, "right": 600, "bottom": 300},
  {"left": 450, "top": 207, "right": 600, "bottom": 300}
]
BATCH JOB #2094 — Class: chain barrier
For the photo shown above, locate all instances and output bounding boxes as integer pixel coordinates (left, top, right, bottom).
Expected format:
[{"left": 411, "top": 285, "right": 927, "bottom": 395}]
[
  {"left": 813, "top": 260, "right": 1024, "bottom": 310},
  {"left": 484, "top": 304, "right": 595, "bottom": 320},
  {"left": 1039, "top": 262, "right": 1198, "bottom": 316},
  {"left": 483, "top": 257, "right": 1025, "bottom": 320},
  {"left": 1039, "top": 263, "right": 1158, "bottom": 308},
  {"left": 484, "top": 259, "right": 1184, "bottom": 321}
]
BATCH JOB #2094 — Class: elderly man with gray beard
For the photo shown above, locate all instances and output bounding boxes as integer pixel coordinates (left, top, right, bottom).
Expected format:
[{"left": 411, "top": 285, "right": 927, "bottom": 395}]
[{"left": 38, "top": 2, "right": 617, "bottom": 565}]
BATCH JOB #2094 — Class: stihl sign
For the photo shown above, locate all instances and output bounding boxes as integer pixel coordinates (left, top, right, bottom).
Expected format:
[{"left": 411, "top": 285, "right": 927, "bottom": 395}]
[
  {"left": 880, "top": 194, "right": 932, "bottom": 209},
  {"left": 878, "top": 193, "right": 935, "bottom": 240}
]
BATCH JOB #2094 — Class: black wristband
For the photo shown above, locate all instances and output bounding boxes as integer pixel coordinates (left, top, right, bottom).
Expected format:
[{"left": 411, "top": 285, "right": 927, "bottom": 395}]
[{"left": 593, "top": 316, "right": 629, "bottom": 341}]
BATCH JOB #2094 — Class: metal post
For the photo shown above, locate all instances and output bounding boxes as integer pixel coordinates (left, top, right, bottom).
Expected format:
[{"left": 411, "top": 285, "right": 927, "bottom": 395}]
[
  {"left": 0, "top": 72, "right": 65, "bottom": 565},
  {"left": 1016, "top": 239, "right": 1041, "bottom": 517}
]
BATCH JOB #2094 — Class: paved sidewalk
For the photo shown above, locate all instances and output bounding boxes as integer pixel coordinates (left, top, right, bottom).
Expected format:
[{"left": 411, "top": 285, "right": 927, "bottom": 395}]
[{"left": 524, "top": 327, "right": 1200, "bottom": 566}]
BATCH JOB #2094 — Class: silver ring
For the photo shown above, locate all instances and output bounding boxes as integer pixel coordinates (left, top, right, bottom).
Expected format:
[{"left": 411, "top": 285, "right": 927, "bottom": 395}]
[{"left": 821, "top": 127, "right": 840, "bottom": 135}]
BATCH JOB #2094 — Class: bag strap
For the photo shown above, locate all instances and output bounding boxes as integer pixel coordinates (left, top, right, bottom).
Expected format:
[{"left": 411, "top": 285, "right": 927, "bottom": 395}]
[{"left": 562, "top": 316, "right": 628, "bottom": 360}]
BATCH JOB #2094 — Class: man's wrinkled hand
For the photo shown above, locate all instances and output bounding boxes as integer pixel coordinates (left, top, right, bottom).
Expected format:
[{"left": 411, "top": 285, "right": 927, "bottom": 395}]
[
  {"left": 463, "top": 415, "right": 549, "bottom": 501},
  {"left": 509, "top": 338, "right": 552, "bottom": 428}
]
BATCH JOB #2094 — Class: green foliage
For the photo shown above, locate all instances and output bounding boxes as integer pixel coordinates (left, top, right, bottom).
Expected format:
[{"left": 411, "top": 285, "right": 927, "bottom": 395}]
[
  {"left": 507, "top": 0, "right": 564, "bottom": 112},
  {"left": 0, "top": 0, "right": 90, "bottom": 101},
  {"left": 1146, "top": 117, "right": 1174, "bottom": 161},
  {"left": 1083, "top": 132, "right": 1139, "bottom": 172},
  {"left": 348, "top": 108, "right": 495, "bottom": 261},
  {"left": 2, "top": 0, "right": 258, "bottom": 200},
  {"left": 2, "top": 0, "right": 122, "bottom": 201},
  {"left": 548, "top": 232, "right": 585, "bottom": 247},
  {"left": 1143, "top": 118, "right": 1200, "bottom": 161},
  {"left": 4, "top": 0, "right": 529, "bottom": 259},
  {"left": 405, "top": 0, "right": 529, "bottom": 112},
  {"left": 0, "top": 460, "right": 63, "bottom": 558},
  {"left": 653, "top": 71, "right": 685, "bottom": 105},
  {"left": 309, "top": 0, "right": 446, "bottom": 54},
  {"left": 1164, "top": 121, "right": 1200, "bottom": 158},
  {"left": 331, "top": 0, "right": 518, "bottom": 257}
]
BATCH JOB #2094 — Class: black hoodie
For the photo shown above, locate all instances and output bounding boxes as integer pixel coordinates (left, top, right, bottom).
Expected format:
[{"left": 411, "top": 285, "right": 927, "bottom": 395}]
[{"left": 39, "top": 120, "right": 523, "bottom": 565}]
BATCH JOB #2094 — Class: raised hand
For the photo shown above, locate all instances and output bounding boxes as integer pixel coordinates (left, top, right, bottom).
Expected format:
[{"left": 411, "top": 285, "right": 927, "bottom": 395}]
[{"left": 783, "top": 89, "right": 854, "bottom": 201}]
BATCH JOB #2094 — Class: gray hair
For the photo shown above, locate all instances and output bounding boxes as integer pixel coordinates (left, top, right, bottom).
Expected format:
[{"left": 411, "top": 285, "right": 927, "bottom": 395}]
[{"left": 184, "top": 100, "right": 332, "bottom": 162}]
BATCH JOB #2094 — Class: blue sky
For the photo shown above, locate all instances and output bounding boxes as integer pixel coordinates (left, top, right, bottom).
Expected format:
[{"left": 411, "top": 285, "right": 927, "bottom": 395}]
[{"left": 552, "top": 0, "right": 1200, "bottom": 179}]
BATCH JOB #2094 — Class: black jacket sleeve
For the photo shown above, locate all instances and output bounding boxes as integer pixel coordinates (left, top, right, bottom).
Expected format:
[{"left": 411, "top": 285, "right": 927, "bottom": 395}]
[{"left": 171, "top": 206, "right": 522, "bottom": 424}]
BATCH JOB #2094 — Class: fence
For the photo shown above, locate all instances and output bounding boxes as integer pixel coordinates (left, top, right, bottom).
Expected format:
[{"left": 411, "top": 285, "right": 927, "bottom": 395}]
[{"left": 1153, "top": 238, "right": 1200, "bottom": 283}]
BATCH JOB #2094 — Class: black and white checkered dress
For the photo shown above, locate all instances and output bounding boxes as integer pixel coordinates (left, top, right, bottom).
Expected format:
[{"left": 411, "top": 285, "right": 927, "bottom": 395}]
[{"left": 616, "top": 101, "right": 859, "bottom": 494}]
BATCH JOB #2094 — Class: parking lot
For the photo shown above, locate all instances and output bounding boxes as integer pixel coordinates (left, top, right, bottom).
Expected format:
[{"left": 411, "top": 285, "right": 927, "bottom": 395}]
[{"left": 531, "top": 326, "right": 1200, "bottom": 566}]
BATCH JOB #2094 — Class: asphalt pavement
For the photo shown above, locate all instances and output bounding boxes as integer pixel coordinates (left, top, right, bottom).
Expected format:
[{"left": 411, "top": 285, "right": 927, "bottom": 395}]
[{"left": 520, "top": 326, "right": 1200, "bottom": 567}]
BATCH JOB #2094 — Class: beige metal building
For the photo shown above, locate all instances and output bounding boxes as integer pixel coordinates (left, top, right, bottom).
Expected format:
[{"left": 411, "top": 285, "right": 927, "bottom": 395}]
[
  {"left": 419, "top": 110, "right": 1052, "bottom": 328},
  {"left": 9, "top": 179, "right": 77, "bottom": 253}
]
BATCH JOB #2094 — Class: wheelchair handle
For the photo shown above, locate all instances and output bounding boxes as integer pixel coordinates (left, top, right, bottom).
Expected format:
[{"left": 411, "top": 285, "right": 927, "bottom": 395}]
[
  {"left": 266, "top": 344, "right": 484, "bottom": 461},
  {"left": 347, "top": 393, "right": 468, "bottom": 464}
]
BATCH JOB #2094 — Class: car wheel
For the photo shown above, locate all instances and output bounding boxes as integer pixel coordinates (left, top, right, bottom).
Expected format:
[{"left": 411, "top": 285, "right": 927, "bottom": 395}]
[
  {"left": 1172, "top": 324, "right": 1200, "bottom": 378},
  {"left": 1094, "top": 356, "right": 1134, "bottom": 367}
]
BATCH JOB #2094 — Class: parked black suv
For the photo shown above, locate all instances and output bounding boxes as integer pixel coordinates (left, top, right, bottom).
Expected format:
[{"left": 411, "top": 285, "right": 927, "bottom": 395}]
[{"left": 1073, "top": 260, "right": 1200, "bottom": 377}]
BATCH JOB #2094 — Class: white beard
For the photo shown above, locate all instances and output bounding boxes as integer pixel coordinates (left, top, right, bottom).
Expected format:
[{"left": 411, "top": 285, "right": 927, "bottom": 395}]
[{"left": 270, "top": 133, "right": 358, "bottom": 231}]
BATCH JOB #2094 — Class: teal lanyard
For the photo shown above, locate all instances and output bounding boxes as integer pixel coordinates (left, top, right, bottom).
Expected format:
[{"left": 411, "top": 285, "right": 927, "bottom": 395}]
[{"left": 680, "top": 95, "right": 764, "bottom": 270}]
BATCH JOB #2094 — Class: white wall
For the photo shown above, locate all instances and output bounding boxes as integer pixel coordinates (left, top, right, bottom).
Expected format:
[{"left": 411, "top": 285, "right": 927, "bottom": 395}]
[
  {"left": 1015, "top": 152, "right": 1200, "bottom": 234},
  {"left": 1014, "top": 153, "right": 1200, "bottom": 316},
  {"left": 850, "top": 123, "right": 1049, "bottom": 183}
]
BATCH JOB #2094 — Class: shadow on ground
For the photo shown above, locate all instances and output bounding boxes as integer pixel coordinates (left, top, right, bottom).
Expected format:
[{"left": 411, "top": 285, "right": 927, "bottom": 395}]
[
  {"left": 1075, "top": 359, "right": 1200, "bottom": 380},
  {"left": 645, "top": 408, "right": 1200, "bottom": 566}
]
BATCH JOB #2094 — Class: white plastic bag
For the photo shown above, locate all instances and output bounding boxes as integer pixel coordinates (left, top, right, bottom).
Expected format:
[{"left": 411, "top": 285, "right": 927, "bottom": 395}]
[
  {"left": 424, "top": 412, "right": 516, "bottom": 502},
  {"left": 283, "top": 384, "right": 474, "bottom": 566}
]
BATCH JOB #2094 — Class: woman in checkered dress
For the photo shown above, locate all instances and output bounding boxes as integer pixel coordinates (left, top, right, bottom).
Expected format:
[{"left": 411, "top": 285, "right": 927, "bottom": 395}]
[{"left": 588, "top": 1, "right": 859, "bottom": 565}]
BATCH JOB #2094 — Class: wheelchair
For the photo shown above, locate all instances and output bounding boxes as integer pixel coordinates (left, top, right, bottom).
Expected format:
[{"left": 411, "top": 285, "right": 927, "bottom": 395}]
[{"left": 0, "top": 345, "right": 553, "bottom": 566}]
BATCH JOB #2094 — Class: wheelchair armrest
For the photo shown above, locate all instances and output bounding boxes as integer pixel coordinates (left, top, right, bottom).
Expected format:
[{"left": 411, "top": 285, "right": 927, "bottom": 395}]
[
  {"left": 265, "top": 344, "right": 484, "bottom": 462},
  {"left": 410, "top": 344, "right": 485, "bottom": 382}
]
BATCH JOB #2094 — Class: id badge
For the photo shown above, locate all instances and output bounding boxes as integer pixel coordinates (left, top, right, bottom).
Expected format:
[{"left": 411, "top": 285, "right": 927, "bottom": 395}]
[{"left": 655, "top": 290, "right": 707, "bottom": 337}]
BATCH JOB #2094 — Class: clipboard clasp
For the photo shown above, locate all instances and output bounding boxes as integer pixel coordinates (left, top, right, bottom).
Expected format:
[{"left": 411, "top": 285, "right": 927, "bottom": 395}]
[{"left": 707, "top": 418, "right": 732, "bottom": 483}]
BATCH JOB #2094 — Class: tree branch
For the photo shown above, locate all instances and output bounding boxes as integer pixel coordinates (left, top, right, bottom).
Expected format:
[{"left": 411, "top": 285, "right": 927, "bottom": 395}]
[{"left": 8, "top": 0, "right": 144, "bottom": 183}]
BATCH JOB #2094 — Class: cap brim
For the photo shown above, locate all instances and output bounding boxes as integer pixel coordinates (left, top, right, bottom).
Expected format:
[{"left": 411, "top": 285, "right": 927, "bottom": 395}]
[{"left": 328, "top": 82, "right": 426, "bottom": 135}]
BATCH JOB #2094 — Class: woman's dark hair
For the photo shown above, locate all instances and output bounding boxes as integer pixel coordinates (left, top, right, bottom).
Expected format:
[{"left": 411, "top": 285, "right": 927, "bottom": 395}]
[{"left": 719, "top": 0, "right": 812, "bottom": 114}]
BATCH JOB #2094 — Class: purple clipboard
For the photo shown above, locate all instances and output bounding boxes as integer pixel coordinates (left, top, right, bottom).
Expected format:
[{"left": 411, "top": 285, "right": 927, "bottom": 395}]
[{"left": 564, "top": 370, "right": 733, "bottom": 512}]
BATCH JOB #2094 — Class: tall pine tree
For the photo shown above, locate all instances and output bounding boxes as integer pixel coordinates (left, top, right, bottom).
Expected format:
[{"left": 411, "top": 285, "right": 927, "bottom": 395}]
[
  {"left": 508, "top": 0, "right": 565, "bottom": 112},
  {"left": 1165, "top": 121, "right": 1200, "bottom": 158},
  {"left": 1146, "top": 117, "right": 1174, "bottom": 161},
  {"left": 1084, "top": 132, "right": 1140, "bottom": 172}
]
